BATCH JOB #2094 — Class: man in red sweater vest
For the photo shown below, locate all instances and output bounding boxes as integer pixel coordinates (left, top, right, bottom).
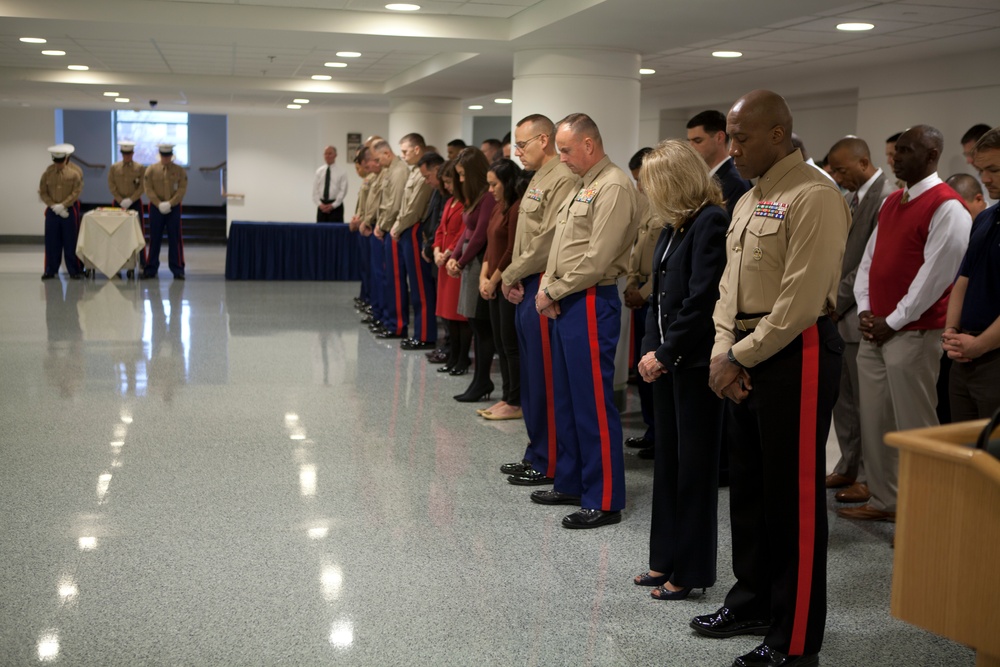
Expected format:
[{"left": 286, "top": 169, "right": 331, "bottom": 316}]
[{"left": 840, "top": 125, "right": 972, "bottom": 522}]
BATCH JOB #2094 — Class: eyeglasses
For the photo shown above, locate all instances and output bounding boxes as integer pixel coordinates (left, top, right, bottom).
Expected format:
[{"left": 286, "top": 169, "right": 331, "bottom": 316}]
[{"left": 514, "top": 134, "right": 544, "bottom": 151}]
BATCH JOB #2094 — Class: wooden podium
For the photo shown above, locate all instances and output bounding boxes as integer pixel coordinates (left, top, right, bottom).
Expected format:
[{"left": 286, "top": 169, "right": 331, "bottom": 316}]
[{"left": 886, "top": 420, "right": 1000, "bottom": 667}]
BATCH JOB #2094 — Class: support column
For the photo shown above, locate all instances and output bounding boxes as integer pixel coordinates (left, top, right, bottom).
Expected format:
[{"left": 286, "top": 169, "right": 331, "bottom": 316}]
[
  {"left": 511, "top": 49, "right": 641, "bottom": 171},
  {"left": 388, "top": 97, "right": 463, "bottom": 153}
]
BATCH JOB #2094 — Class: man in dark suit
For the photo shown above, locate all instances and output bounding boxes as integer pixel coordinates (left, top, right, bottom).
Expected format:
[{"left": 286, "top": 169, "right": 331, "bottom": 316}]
[
  {"left": 687, "top": 109, "right": 753, "bottom": 216},
  {"left": 824, "top": 137, "right": 897, "bottom": 505}
]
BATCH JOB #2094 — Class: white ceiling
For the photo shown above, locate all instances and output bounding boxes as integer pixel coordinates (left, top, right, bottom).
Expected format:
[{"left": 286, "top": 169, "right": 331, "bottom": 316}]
[{"left": 1, "top": 0, "right": 998, "bottom": 116}]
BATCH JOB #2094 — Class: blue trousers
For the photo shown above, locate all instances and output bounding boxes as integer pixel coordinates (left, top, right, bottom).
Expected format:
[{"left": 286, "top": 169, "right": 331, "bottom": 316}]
[
  {"left": 517, "top": 274, "right": 557, "bottom": 477},
  {"left": 115, "top": 200, "right": 147, "bottom": 267},
  {"left": 146, "top": 205, "right": 185, "bottom": 277},
  {"left": 43, "top": 204, "right": 82, "bottom": 276},
  {"left": 382, "top": 233, "right": 408, "bottom": 336},
  {"left": 357, "top": 230, "right": 370, "bottom": 302},
  {"left": 550, "top": 285, "right": 625, "bottom": 511},
  {"left": 399, "top": 223, "right": 436, "bottom": 342},
  {"left": 368, "top": 234, "right": 386, "bottom": 323}
]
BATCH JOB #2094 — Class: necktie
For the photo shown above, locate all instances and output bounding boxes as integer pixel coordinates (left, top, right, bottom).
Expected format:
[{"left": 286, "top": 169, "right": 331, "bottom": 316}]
[
  {"left": 901, "top": 191, "right": 910, "bottom": 204},
  {"left": 323, "top": 166, "right": 331, "bottom": 201},
  {"left": 849, "top": 193, "right": 859, "bottom": 215}
]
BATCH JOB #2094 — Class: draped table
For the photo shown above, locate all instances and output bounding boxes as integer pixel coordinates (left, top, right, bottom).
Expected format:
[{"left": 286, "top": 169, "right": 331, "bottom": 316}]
[
  {"left": 75, "top": 208, "right": 145, "bottom": 279},
  {"left": 225, "top": 221, "right": 361, "bottom": 281}
]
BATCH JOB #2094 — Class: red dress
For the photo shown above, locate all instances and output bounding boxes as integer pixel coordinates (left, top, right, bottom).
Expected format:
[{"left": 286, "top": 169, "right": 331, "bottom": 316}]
[{"left": 434, "top": 196, "right": 466, "bottom": 321}]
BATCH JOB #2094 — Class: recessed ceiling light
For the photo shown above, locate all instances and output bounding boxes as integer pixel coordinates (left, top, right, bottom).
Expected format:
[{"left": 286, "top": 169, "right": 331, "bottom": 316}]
[
  {"left": 293, "top": 98, "right": 310, "bottom": 104},
  {"left": 115, "top": 98, "right": 129, "bottom": 103},
  {"left": 103, "top": 92, "right": 119, "bottom": 97},
  {"left": 324, "top": 62, "right": 347, "bottom": 68},
  {"left": 336, "top": 52, "right": 361, "bottom": 58},
  {"left": 837, "top": 22, "right": 874, "bottom": 31},
  {"left": 712, "top": 51, "right": 743, "bottom": 58},
  {"left": 468, "top": 105, "right": 483, "bottom": 110},
  {"left": 494, "top": 98, "right": 512, "bottom": 104},
  {"left": 20, "top": 37, "right": 47, "bottom": 44},
  {"left": 287, "top": 104, "right": 302, "bottom": 109},
  {"left": 311, "top": 74, "right": 332, "bottom": 80},
  {"left": 386, "top": 3, "right": 420, "bottom": 10},
  {"left": 67, "top": 65, "right": 89, "bottom": 71},
  {"left": 639, "top": 68, "right": 656, "bottom": 75},
  {"left": 41, "top": 50, "right": 66, "bottom": 56}
]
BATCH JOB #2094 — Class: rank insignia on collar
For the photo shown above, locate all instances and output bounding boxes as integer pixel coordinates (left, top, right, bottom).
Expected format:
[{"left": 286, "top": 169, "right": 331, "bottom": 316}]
[
  {"left": 753, "top": 200, "right": 788, "bottom": 219},
  {"left": 575, "top": 188, "right": 597, "bottom": 203},
  {"left": 526, "top": 187, "right": 543, "bottom": 202}
]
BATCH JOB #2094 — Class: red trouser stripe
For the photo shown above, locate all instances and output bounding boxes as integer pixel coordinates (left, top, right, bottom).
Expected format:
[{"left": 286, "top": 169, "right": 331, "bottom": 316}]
[
  {"left": 410, "top": 226, "right": 428, "bottom": 340},
  {"left": 790, "top": 324, "right": 819, "bottom": 655},
  {"left": 585, "top": 288, "right": 613, "bottom": 509}
]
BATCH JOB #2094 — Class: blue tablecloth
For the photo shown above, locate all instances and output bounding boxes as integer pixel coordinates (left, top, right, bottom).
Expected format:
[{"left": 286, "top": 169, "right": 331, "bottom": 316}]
[{"left": 225, "top": 221, "right": 361, "bottom": 280}]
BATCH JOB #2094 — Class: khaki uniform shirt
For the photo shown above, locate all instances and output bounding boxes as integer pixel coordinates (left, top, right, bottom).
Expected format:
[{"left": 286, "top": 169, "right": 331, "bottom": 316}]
[
  {"left": 355, "top": 173, "right": 373, "bottom": 218},
  {"left": 363, "top": 171, "right": 383, "bottom": 227},
  {"left": 393, "top": 165, "right": 432, "bottom": 235},
  {"left": 377, "top": 157, "right": 409, "bottom": 233},
  {"left": 625, "top": 191, "right": 667, "bottom": 300},
  {"left": 502, "top": 157, "right": 579, "bottom": 286},
  {"left": 144, "top": 162, "right": 188, "bottom": 207},
  {"left": 39, "top": 164, "right": 83, "bottom": 208},
  {"left": 712, "top": 149, "right": 850, "bottom": 367},
  {"left": 541, "top": 155, "right": 637, "bottom": 301},
  {"left": 108, "top": 160, "right": 146, "bottom": 203}
]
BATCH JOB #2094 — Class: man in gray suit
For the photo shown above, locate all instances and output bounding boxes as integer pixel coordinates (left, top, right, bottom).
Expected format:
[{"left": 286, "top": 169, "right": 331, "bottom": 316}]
[{"left": 824, "top": 137, "right": 897, "bottom": 503}]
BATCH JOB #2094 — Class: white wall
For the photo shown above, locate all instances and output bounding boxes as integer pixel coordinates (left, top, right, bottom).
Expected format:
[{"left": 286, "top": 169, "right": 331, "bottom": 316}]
[
  {"left": 226, "top": 111, "right": 388, "bottom": 229},
  {"left": 0, "top": 108, "right": 59, "bottom": 237}
]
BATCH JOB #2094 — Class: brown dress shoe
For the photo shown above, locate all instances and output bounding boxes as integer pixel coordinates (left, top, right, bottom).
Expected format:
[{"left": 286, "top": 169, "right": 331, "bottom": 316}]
[
  {"left": 824, "top": 473, "right": 854, "bottom": 489},
  {"left": 836, "top": 504, "right": 896, "bottom": 522},
  {"left": 835, "top": 482, "right": 871, "bottom": 503}
]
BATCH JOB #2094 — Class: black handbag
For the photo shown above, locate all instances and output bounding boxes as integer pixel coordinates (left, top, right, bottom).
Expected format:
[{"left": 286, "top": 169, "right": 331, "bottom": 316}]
[{"left": 973, "top": 407, "right": 1000, "bottom": 459}]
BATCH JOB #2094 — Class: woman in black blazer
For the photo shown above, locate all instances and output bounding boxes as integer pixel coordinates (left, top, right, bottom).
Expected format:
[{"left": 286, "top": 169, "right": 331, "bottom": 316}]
[{"left": 631, "top": 140, "right": 730, "bottom": 600}]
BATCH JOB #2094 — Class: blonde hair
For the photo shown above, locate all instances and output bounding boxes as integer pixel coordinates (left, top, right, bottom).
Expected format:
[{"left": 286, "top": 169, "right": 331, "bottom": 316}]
[{"left": 640, "top": 139, "right": 723, "bottom": 227}]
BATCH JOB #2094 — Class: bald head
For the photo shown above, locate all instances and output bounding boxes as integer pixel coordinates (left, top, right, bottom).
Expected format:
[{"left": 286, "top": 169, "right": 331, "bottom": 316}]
[
  {"left": 727, "top": 89, "right": 795, "bottom": 179},
  {"left": 893, "top": 124, "right": 943, "bottom": 186},
  {"left": 945, "top": 173, "right": 987, "bottom": 217},
  {"left": 827, "top": 137, "right": 876, "bottom": 192}
]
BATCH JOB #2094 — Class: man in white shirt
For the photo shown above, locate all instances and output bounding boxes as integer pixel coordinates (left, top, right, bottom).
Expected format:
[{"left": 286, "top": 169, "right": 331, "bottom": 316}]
[
  {"left": 841, "top": 125, "right": 972, "bottom": 522},
  {"left": 313, "top": 145, "right": 348, "bottom": 222}
]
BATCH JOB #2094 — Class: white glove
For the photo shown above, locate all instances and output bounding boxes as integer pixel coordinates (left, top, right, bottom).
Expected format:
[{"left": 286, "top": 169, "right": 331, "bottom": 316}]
[
  {"left": 120, "top": 198, "right": 132, "bottom": 209},
  {"left": 59, "top": 209, "right": 69, "bottom": 219},
  {"left": 158, "top": 202, "right": 172, "bottom": 214},
  {"left": 51, "top": 203, "right": 66, "bottom": 216}
]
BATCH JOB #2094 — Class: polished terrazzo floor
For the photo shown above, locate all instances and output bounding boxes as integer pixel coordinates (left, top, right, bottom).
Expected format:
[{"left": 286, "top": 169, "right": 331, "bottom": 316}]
[{"left": 0, "top": 246, "right": 974, "bottom": 666}]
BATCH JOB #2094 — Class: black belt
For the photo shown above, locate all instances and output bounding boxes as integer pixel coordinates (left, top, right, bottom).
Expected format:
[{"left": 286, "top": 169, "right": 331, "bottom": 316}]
[{"left": 735, "top": 312, "right": 768, "bottom": 332}]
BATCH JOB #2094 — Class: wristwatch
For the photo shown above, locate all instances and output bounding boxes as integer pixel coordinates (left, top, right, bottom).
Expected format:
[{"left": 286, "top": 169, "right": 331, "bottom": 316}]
[{"left": 727, "top": 348, "right": 745, "bottom": 368}]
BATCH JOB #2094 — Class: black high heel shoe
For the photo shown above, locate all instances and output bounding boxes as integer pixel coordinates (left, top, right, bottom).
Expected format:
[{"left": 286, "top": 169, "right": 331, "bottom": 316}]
[
  {"left": 651, "top": 585, "right": 707, "bottom": 601},
  {"left": 437, "top": 364, "right": 454, "bottom": 373},
  {"left": 448, "top": 365, "right": 470, "bottom": 376},
  {"left": 454, "top": 382, "right": 494, "bottom": 402}
]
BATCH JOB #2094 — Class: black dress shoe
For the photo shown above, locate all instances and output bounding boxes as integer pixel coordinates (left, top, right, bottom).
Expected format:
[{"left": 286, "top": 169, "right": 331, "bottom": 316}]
[
  {"left": 637, "top": 447, "right": 655, "bottom": 460},
  {"left": 530, "top": 490, "right": 581, "bottom": 505},
  {"left": 447, "top": 365, "right": 469, "bottom": 376},
  {"left": 436, "top": 364, "right": 455, "bottom": 373},
  {"left": 173, "top": 274, "right": 185, "bottom": 280},
  {"left": 41, "top": 273, "right": 56, "bottom": 280},
  {"left": 377, "top": 330, "right": 406, "bottom": 339},
  {"left": 500, "top": 459, "right": 531, "bottom": 475},
  {"left": 625, "top": 436, "right": 652, "bottom": 449},
  {"left": 453, "top": 382, "right": 493, "bottom": 402},
  {"left": 427, "top": 351, "right": 449, "bottom": 364},
  {"left": 401, "top": 339, "right": 436, "bottom": 350},
  {"left": 733, "top": 644, "right": 818, "bottom": 667},
  {"left": 69, "top": 273, "right": 83, "bottom": 280},
  {"left": 690, "top": 607, "right": 770, "bottom": 639},
  {"left": 360, "top": 315, "right": 376, "bottom": 324},
  {"left": 507, "top": 469, "right": 554, "bottom": 486},
  {"left": 562, "top": 509, "right": 621, "bottom": 529}
]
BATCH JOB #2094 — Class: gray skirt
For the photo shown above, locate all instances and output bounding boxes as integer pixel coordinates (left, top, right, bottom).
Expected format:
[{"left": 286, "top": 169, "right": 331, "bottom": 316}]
[{"left": 456, "top": 241, "right": 486, "bottom": 319}]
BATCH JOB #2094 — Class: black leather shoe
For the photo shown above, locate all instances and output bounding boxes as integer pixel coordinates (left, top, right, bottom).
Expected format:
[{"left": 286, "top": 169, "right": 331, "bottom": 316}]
[
  {"left": 500, "top": 459, "right": 531, "bottom": 475},
  {"left": 377, "top": 330, "right": 406, "bottom": 339},
  {"left": 562, "top": 509, "right": 621, "bottom": 529},
  {"left": 447, "top": 365, "right": 469, "bottom": 376},
  {"left": 637, "top": 447, "right": 655, "bottom": 460},
  {"left": 141, "top": 273, "right": 157, "bottom": 280},
  {"left": 427, "top": 350, "right": 449, "bottom": 364},
  {"left": 690, "top": 607, "right": 770, "bottom": 639},
  {"left": 69, "top": 273, "right": 83, "bottom": 280},
  {"left": 625, "top": 436, "right": 652, "bottom": 449},
  {"left": 401, "top": 339, "right": 436, "bottom": 350},
  {"left": 173, "top": 274, "right": 185, "bottom": 280},
  {"left": 530, "top": 490, "right": 581, "bottom": 506},
  {"left": 733, "top": 644, "right": 818, "bottom": 667},
  {"left": 508, "top": 469, "right": 554, "bottom": 486},
  {"left": 41, "top": 273, "right": 56, "bottom": 280},
  {"left": 360, "top": 315, "right": 376, "bottom": 324}
]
